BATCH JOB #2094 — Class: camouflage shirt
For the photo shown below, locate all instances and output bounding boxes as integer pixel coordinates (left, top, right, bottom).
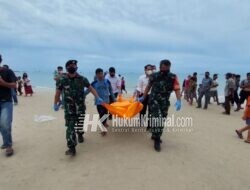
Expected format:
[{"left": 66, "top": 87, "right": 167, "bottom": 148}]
[
  {"left": 57, "top": 73, "right": 90, "bottom": 104},
  {"left": 149, "top": 71, "right": 180, "bottom": 98}
]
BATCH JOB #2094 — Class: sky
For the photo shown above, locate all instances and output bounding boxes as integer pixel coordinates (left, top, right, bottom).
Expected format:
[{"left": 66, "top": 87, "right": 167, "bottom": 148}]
[{"left": 0, "top": 0, "right": 249, "bottom": 74}]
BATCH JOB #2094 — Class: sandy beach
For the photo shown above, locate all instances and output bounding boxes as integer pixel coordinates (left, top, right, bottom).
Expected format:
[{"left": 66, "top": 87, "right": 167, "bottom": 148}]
[{"left": 0, "top": 89, "right": 249, "bottom": 190}]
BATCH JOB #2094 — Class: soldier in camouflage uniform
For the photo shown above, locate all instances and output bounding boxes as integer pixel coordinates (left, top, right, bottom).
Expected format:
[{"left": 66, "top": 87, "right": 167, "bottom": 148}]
[
  {"left": 54, "top": 60, "right": 103, "bottom": 156},
  {"left": 54, "top": 66, "right": 66, "bottom": 108},
  {"left": 139, "top": 60, "right": 182, "bottom": 152}
]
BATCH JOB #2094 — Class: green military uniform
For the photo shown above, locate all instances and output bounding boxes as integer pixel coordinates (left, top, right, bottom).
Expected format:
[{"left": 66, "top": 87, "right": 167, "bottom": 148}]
[
  {"left": 57, "top": 73, "right": 90, "bottom": 149},
  {"left": 55, "top": 72, "right": 66, "bottom": 106},
  {"left": 148, "top": 71, "right": 177, "bottom": 139}
]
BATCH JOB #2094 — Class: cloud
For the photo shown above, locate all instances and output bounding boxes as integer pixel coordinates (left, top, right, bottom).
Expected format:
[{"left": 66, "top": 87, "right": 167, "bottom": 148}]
[{"left": 0, "top": 0, "right": 249, "bottom": 72}]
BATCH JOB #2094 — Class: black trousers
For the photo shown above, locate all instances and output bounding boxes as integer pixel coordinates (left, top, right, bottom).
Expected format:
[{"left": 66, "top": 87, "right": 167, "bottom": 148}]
[
  {"left": 138, "top": 94, "right": 149, "bottom": 127},
  {"left": 225, "top": 95, "right": 233, "bottom": 114},
  {"left": 232, "top": 90, "right": 240, "bottom": 105},
  {"left": 198, "top": 90, "right": 210, "bottom": 108},
  {"left": 139, "top": 94, "right": 149, "bottom": 116},
  {"left": 108, "top": 93, "right": 118, "bottom": 119},
  {"left": 97, "top": 105, "right": 108, "bottom": 125},
  {"left": 239, "top": 90, "right": 250, "bottom": 105}
]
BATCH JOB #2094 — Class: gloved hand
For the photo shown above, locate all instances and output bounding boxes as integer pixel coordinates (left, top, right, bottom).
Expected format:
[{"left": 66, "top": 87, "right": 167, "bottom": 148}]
[
  {"left": 53, "top": 103, "right": 60, "bottom": 111},
  {"left": 137, "top": 96, "right": 144, "bottom": 103},
  {"left": 96, "top": 97, "right": 104, "bottom": 105},
  {"left": 175, "top": 100, "right": 182, "bottom": 111}
]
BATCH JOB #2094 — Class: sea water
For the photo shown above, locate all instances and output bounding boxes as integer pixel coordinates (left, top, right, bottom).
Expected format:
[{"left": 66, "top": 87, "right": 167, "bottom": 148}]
[{"left": 14, "top": 70, "right": 246, "bottom": 98}]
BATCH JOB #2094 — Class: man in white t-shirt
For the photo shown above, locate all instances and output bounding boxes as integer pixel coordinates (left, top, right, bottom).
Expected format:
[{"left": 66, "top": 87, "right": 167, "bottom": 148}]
[
  {"left": 223, "top": 73, "right": 235, "bottom": 115},
  {"left": 136, "top": 64, "right": 153, "bottom": 128},
  {"left": 210, "top": 74, "right": 220, "bottom": 105},
  {"left": 105, "top": 67, "right": 121, "bottom": 98},
  {"left": 105, "top": 67, "right": 121, "bottom": 120}
]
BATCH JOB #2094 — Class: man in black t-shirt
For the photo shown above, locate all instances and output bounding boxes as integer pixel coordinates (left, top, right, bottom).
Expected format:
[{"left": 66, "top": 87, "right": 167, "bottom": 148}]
[
  {"left": 236, "top": 73, "right": 250, "bottom": 111},
  {"left": 0, "top": 54, "right": 17, "bottom": 157}
]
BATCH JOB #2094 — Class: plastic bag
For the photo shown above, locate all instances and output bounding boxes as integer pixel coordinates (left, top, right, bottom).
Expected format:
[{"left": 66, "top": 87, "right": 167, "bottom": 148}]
[{"left": 103, "top": 95, "right": 143, "bottom": 118}]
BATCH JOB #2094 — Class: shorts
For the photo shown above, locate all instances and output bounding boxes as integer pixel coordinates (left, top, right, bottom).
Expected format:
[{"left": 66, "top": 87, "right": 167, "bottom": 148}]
[
  {"left": 246, "top": 118, "right": 250, "bottom": 126},
  {"left": 210, "top": 90, "right": 218, "bottom": 97}
]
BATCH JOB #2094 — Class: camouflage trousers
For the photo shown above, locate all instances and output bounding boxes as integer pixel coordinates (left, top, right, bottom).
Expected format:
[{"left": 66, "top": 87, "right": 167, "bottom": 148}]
[
  {"left": 148, "top": 96, "right": 170, "bottom": 139},
  {"left": 64, "top": 103, "right": 85, "bottom": 149}
]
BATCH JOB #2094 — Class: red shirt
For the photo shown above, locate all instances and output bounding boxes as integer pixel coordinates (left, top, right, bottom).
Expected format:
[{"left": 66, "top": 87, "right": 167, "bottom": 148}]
[{"left": 244, "top": 97, "right": 250, "bottom": 118}]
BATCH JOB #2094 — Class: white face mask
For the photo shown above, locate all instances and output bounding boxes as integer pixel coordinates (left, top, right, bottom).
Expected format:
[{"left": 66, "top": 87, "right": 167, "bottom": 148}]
[{"left": 146, "top": 70, "right": 153, "bottom": 75}]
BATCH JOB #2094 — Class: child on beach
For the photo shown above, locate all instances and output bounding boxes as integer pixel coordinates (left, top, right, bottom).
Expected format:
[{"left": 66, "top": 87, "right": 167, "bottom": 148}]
[
  {"left": 22, "top": 73, "right": 33, "bottom": 96},
  {"left": 235, "top": 96, "right": 250, "bottom": 143}
]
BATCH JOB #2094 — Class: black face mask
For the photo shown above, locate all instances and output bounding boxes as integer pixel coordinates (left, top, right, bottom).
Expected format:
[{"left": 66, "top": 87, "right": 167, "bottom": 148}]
[
  {"left": 110, "top": 74, "right": 115, "bottom": 77},
  {"left": 67, "top": 67, "right": 77, "bottom": 74},
  {"left": 160, "top": 70, "right": 169, "bottom": 75}
]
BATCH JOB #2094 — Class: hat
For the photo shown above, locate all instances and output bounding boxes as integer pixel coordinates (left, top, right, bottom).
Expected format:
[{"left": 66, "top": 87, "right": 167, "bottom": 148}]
[{"left": 65, "top": 60, "right": 77, "bottom": 68}]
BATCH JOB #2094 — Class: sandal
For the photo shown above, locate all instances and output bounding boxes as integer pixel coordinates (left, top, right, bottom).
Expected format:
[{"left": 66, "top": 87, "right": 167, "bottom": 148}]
[
  {"left": 235, "top": 130, "right": 243, "bottom": 139},
  {"left": 5, "top": 147, "right": 14, "bottom": 157},
  {"left": 244, "top": 140, "right": 250, "bottom": 144}
]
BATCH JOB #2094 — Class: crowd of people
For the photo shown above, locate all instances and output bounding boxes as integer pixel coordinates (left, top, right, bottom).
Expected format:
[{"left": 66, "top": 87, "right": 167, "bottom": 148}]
[
  {"left": 0, "top": 54, "right": 34, "bottom": 157},
  {"left": 53, "top": 60, "right": 181, "bottom": 155},
  {"left": 181, "top": 72, "right": 250, "bottom": 115},
  {"left": 181, "top": 71, "right": 250, "bottom": 144},
  {"left": 0, "top": 65, "right": 33, "bottom": 106},
  {"left": 0, "top": 53, "right": 249, "bottom": 157}
]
